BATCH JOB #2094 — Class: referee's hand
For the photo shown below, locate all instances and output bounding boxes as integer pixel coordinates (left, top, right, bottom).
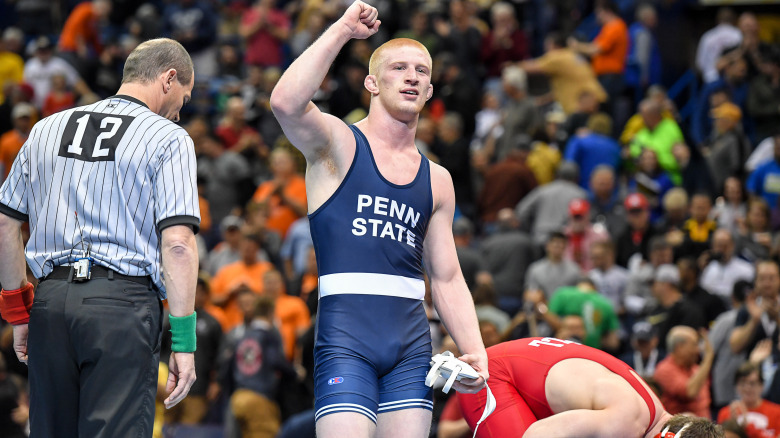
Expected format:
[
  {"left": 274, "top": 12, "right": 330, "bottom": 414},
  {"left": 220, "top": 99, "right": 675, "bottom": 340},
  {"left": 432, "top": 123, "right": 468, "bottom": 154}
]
[
  {"left": 164, "top": 351, "right": 196, "bottom": 409},
  {"left": 12, "top": 324, "right": 28, "bottom": 364}
]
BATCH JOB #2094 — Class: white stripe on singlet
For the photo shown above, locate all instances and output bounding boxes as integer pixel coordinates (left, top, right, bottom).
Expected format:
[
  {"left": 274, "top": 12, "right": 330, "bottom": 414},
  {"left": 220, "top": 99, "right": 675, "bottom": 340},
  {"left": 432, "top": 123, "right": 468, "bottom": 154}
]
[{"left": 318, "top": 272, "right": 425, "bottom": 300}]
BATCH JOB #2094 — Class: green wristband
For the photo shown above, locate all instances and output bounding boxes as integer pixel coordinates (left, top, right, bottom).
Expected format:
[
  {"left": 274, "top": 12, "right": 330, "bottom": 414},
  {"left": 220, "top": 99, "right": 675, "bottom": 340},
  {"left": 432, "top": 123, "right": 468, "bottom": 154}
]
[{"left": 170, "top": 312, "right": 197, "bottom": 352}]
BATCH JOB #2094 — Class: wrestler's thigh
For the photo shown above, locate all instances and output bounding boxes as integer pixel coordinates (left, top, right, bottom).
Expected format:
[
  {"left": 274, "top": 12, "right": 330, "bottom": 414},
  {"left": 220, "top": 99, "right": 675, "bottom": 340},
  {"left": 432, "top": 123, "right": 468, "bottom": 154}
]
[
  {"left": 316, "top": 412, "right": 376, "bottom": 438},
  {"left": 376, "top": 408, "right": 432, "bottom": 438}
]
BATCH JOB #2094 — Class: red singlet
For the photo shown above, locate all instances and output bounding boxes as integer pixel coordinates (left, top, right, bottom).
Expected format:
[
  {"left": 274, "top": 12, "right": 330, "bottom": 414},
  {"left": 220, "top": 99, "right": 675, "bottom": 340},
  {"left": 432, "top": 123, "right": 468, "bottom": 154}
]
[{"left": 458, "top": 337, "right": 659, "bottom": 437}]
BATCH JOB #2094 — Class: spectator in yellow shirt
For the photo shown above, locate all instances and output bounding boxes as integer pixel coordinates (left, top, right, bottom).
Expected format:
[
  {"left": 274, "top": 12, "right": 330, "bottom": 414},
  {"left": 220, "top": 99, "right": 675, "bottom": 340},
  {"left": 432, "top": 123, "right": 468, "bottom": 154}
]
[
  {"left": 518, "top": 32, "right": 606, "bottom": 115},
  {"left": 0, "top": 30, "right": 24, "bottom": 104}
]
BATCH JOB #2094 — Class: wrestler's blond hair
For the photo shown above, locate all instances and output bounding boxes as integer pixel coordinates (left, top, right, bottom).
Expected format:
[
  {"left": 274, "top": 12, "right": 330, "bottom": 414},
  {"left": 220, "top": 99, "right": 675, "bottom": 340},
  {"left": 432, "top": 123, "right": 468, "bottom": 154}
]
[{"left": 368, "top": 38, "right": 431, "bottom": 77}]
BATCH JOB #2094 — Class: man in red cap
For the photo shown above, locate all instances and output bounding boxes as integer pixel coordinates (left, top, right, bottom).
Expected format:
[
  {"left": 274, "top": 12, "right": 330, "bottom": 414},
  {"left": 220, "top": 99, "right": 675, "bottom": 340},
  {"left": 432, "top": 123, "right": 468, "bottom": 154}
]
[
  {"left": 564, "top": 198, "right": 609, "bottom": 271},
  {"left": 615, "top": 193, "right": 659, "bottom": 268}
]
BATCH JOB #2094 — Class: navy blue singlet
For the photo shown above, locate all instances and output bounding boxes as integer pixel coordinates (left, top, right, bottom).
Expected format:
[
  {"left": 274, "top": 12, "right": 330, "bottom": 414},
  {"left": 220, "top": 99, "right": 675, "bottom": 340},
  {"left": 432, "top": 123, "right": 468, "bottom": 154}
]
[{"left": 310, "top": 125, "right": 435, "bottom": 423}]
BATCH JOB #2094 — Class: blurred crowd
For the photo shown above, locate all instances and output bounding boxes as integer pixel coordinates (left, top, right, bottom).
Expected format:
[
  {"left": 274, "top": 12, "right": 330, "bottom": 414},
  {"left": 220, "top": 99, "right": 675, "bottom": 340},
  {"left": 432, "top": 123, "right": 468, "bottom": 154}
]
[{"left": 1, "top": 0, "right": 780, "bottom": 437}]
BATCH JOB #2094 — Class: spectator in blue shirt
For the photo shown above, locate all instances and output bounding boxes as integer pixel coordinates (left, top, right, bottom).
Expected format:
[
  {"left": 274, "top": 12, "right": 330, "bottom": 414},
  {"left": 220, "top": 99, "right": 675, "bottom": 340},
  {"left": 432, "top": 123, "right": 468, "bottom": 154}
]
[
  {"left": 564, "top": 113, "right": 622, "bottom": 188},
  {"left": 747, "top": 133, "right": 780, "bottom": 208},
  {"left": 691, "top": 54, "right": 749, "bottom": 147},
  {"left": 625, "top": 4, "right": 662, "bottom": 99}
]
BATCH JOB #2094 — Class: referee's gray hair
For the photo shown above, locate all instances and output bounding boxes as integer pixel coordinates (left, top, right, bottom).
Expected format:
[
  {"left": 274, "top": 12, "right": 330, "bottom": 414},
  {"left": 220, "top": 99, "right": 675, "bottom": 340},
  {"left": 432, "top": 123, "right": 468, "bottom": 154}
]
[{"left": 122, "top": 38, "right": 194, "bottom": 86}]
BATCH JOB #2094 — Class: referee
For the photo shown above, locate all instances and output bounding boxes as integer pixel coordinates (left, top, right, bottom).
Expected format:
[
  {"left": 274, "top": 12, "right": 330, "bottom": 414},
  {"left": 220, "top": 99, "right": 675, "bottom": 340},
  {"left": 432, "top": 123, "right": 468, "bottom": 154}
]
[{"left": 0, "top": 38, "right": 199, "bottom": 437}]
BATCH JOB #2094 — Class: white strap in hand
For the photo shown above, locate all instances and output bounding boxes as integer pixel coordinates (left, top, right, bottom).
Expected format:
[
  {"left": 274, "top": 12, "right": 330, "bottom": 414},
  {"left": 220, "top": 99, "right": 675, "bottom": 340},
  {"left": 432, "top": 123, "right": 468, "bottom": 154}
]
[
  {"left": 472, "top": 382, "right": 496, "bottom": 438},
  {"left": 425, "top": 352, "right": 496, "bottom": 438},
  {"left": 443, "top": 363, "right": 460, "bottom": 393},
  {"left": 425, "top": 351, "right": 452, "bottom": 388}
]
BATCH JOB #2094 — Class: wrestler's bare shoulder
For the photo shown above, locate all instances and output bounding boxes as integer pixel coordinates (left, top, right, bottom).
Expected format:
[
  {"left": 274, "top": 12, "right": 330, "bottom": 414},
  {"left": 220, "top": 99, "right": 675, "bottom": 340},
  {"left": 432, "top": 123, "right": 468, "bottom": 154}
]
[{"left": 546, "top": 358, "right": 656, "bottom": 432}]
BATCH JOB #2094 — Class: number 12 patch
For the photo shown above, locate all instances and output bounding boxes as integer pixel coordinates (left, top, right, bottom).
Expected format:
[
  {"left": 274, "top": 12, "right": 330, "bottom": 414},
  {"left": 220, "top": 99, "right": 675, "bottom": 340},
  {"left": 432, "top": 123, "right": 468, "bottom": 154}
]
[{"left": 58, "top": 111, "right": 134, "bottom": 162}]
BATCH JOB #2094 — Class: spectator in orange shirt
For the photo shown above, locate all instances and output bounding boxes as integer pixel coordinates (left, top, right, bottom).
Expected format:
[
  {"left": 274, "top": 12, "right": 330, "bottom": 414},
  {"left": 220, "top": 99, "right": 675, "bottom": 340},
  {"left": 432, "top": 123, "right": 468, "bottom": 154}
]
[
  {"left": 210, "top": 233, "right": 273, "bottom": 331},
  {"left": 0, "top": 102, "right": 34, "bottom": 181},
  {"left": 568, "top": 0, "right": 629, "bottom": 122},
  {"left": 263, "top": 269, "right": 310, "bottom": 362},
  {"left": 718, "top": 361, "right": 780, "bottom": 438},
  {"left": 58, "top": 0, "right": 112, "bottom": 69},
  {"left": 42, "top": 73, "right": 76, "bottom": 118},
  {"left": 294, "top": 246, "right": 319, "bottom": 316},
  {"left": 654, "top": 325, "right": 715, "bottom": 418},
  {"left": 196, "top": 275, "right": 228, "bottom": 332},
  {"left": 252, "top": 148, "right": 307, "bottom": 238},
  {"left": 196, "top": 176, "right": 212, "bottom": 233}
]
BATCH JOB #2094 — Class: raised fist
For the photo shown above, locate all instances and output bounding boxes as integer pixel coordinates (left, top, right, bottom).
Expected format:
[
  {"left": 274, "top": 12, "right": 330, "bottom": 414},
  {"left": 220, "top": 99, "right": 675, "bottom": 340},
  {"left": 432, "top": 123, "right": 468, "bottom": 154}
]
[{"left": 340, "top": 1, "right": 381, "bottom": 40}]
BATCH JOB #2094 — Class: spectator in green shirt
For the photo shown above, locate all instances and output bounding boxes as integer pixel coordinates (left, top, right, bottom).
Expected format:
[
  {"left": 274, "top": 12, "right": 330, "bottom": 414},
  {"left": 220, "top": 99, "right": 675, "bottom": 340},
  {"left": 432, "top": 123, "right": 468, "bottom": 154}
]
[
  {"left": 630, "top": 99, "right": 685, "bottom": 185},
  {"left": 548, "top": 279, "right": 621, "bottom": 352}
]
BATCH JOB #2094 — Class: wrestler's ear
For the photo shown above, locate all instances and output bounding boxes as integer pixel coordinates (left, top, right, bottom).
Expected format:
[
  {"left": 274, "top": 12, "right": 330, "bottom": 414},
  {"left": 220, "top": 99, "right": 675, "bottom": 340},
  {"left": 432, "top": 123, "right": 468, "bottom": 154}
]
[
  {"left": 426, "top": 83, "right": 433, "bottom": 101},
  {"left": 365, "top": 75, "right": 380, "bottom": 96}
]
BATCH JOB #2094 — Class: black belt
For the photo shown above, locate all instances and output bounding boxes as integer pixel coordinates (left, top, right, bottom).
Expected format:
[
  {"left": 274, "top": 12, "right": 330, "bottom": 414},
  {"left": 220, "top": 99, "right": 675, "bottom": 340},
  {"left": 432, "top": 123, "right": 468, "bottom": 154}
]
[{"left": 43, "top": 265, "right": 152, "bottom": 288}]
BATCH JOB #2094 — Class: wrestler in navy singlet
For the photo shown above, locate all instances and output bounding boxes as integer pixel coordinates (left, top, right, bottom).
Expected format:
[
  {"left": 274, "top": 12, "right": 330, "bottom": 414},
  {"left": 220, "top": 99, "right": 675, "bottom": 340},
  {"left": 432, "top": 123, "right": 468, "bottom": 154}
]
[{"left": 310, "top": 125, "right": 434, "bottom": 423}]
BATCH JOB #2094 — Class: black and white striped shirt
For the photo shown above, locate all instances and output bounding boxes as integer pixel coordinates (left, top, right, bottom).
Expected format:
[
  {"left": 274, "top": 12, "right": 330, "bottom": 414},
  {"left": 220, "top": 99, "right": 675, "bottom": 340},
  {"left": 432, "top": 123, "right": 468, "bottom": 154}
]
[{"left": 0, "top": 95, "right": 200, "bottom": 297}]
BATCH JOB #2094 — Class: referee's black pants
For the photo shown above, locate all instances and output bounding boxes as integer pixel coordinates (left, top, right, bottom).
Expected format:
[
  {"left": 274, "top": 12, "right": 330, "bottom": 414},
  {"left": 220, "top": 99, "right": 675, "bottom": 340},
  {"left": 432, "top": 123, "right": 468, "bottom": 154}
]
[{"left": 28, "top": 277, "right": 163, "bottom": 438}]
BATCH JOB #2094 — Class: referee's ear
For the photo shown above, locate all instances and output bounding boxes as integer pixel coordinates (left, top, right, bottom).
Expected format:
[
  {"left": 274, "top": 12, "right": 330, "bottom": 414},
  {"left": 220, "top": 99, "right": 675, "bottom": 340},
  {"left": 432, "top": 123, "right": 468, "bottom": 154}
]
[{"left": 163, "top": 69, "right": 178, "bottom": 93}]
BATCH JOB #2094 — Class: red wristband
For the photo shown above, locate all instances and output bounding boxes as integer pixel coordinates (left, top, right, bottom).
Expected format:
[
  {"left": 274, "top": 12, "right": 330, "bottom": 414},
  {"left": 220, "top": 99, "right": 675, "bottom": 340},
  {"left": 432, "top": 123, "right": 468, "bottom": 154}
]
[{"left": 0, "top": 283, "right": 34, "bottom": 325}]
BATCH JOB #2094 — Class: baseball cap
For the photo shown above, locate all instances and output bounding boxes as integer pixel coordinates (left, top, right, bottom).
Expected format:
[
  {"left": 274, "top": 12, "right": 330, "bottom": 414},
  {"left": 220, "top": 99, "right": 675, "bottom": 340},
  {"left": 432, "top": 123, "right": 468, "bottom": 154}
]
[
  {"left": 654, "top": 264, "right": 680, "bottom": 286},
  {"left": 11, "top": 102, "right": 34, "bottom": 119},
  {"left": 632, "top": 321, "right": 656, "bottom": 342},
  {"left": 569, "top": 198, "right": 590, "bottom": 216},
  {"left": 710, "top": 102, "right": 742, "bottom": 121},
  {"left": 624, "top": 193, "right": 649, "bottom": 211},
  {"left": 219, "top": 215, "right": 244, "bottom": 233}
]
